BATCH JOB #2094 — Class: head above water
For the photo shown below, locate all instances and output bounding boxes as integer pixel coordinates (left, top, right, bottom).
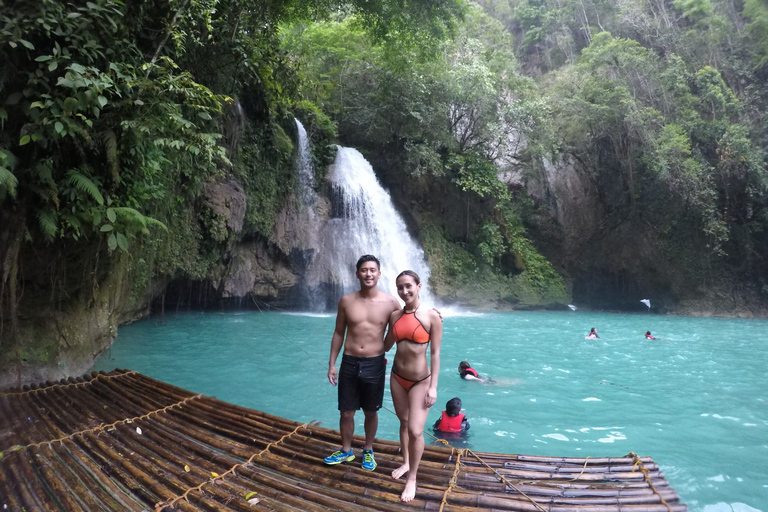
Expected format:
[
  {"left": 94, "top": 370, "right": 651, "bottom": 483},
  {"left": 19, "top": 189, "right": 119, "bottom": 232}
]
[
  {"left": 458, "top": 361, "right": 471, "bottom": 372},
  {"left": 646, "top": 330, "right": 652, "bottom": 335},
  {"left": 590, "top": 327, "right": 597, "bottom": 333},
  {"left": 446, "top": 397, "right": 462, "bottom": 417},
  {"left": 356, "top": 254, "right": 380, "bottom": 271}
]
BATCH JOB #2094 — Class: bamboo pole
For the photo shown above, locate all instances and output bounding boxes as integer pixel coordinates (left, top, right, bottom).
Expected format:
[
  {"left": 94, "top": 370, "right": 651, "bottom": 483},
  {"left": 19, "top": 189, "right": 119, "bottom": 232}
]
[
  {"left": 2, "top": 393, "right": 62, "bottom": 510},
  {"left": 14, "top": 387, "right": 125, "bottom": 511},
  {"left": 28, "top": 384, "right": 184, "bottom": 511}
]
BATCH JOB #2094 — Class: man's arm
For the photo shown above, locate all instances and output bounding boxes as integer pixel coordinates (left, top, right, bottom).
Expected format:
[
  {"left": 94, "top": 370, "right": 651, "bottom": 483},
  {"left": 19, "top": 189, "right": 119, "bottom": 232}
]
[
  {"left": 383, "top": 327, "right": 395, "bottom": 352},
  {"left": 327, "top": 298, "right": 347, "bottom": 386},
  {"left": 383, "top": 310, "right": 397, "bottom": 352}
]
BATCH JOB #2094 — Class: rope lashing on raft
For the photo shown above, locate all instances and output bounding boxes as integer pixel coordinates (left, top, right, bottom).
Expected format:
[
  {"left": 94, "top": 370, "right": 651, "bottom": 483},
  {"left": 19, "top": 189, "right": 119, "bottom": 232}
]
[
  {"left": 155, "top": 422, "right": 310, "bottom": 511},
  {"left": 464, "top": 447, "right": 548, "bottom": 512},
  {"left": 566, "top": 455, "right": 592, "bottom": 481},
  {"left": 628, "top": 451, "right": 674, "bottom": 512},
  {"left": 0, "top": 393, "right": 203, "bottom": 460},
  {"left": 437, "top": 443, "right": 463, "bottom": 512},
  {"left": 0, "top": 370, "right": 140, "bottom": 397}
]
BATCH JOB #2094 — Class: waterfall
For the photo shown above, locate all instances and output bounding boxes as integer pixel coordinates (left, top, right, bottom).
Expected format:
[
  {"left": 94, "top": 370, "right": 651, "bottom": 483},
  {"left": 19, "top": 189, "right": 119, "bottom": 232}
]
[
  {"left": 305, "top": 146, "right": 434, "bottom": 309},
  {"left": 295, "top": 120, "right": 316, "bottom": 214},
  {"left": 294, "top": 120, "right": 323, "bottom": 309}
]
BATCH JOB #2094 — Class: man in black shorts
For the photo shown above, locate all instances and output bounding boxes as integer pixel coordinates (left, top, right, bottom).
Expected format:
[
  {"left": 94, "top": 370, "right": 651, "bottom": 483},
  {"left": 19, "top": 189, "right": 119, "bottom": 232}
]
[{"left": 324, "top": 255, "right": 400, "bottom": 471}]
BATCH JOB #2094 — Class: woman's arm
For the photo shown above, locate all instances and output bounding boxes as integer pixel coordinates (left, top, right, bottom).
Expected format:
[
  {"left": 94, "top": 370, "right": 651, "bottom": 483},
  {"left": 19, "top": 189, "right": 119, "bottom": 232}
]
[{"left": 426, "top": 310, "right": 442, "bottom": 408}]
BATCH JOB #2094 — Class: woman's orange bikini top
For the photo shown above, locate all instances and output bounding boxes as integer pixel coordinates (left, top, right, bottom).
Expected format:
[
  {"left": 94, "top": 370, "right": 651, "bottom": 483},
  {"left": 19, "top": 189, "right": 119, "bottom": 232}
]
[{"left": 393, "top": 308, "right": 430, "bottom": 344}]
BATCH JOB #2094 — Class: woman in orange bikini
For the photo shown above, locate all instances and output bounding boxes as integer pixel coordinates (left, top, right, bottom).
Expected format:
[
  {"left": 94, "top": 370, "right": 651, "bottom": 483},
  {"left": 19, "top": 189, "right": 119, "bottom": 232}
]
[{"left": 385, "top": 270, "right": 442, "bottom": 502}]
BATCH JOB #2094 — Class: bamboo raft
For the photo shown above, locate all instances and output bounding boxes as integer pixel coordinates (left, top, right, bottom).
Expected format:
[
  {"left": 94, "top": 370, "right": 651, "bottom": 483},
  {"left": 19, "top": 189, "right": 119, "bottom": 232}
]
[{"left": 0, "top": 369, "right": 688, "bottom": 512}]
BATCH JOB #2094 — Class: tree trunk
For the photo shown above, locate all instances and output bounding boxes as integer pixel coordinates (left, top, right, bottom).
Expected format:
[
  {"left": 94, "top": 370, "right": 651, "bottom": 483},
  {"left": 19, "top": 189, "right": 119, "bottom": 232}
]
[{"left": 0, "top": 205, "right": 26, "bottom": 386}]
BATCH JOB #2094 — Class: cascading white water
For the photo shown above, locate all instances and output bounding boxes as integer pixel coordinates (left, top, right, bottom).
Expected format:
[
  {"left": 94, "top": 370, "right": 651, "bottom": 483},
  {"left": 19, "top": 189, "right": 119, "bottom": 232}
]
[
  {"left": 294, "top": 120, "right": 324, "bottom": 309},
  {"left": 295, "top": 120, "right": 316, "bottom": 214},
  {"left": 306, "top": 146, "right": 434, "bottom": 307}
]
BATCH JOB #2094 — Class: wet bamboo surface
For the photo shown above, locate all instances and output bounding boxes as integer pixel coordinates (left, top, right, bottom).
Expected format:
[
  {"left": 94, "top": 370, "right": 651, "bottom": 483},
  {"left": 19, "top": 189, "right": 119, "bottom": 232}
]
[{"left": 0, "top": 369, "right": 689, "bottom": 512}]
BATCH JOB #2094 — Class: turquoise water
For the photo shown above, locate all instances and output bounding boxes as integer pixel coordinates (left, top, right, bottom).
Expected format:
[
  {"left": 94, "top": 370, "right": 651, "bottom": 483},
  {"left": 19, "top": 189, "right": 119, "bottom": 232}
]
[{"left": 92, "top": 310, "right": 768, "bottom": 512}]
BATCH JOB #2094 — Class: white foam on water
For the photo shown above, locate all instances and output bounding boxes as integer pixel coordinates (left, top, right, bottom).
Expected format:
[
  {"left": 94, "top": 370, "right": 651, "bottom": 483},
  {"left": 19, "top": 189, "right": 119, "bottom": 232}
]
[
  {"left": 542, "top": 433, "right": 569, "bottom": 441},
  {"left": 597, "top": 431, "right": 626, "bottom": 443},
  {"left": 702, "top": 503, "right": 764, "bottom": 512},
  {"left": 283, "top": 312, "right": 334, "bottom": 318}
]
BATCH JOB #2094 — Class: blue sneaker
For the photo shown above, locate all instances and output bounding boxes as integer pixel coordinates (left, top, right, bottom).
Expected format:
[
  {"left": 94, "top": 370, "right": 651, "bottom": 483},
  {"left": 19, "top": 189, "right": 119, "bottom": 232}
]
[
  {"left": 361, "top": 449, "right": 377, "bottom": 471},
  {"left": 324, "top": 449, "right": 354, "bottom": 465}
]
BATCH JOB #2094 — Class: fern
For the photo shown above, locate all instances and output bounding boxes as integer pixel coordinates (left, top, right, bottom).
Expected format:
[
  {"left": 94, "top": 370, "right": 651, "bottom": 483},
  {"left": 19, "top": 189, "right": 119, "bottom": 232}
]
[
  {"left": 67, "top": 170, "right": 104, "bottom": 205},
  {"left": 111, "top": 207, "right": 168, "bottom": 234},
  {"left": 0, "top": 150, "right": 19, "bottom": 199},
  {"left": 37, "top": 209, "right": 58, "bottom": 239},
  {"left": 0, "top": 166, "right": 18, "bottom": 198}
]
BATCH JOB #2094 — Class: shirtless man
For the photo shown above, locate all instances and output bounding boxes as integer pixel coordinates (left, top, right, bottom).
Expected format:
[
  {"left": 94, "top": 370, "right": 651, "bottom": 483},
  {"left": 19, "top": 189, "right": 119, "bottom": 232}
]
[{"left": 323, "top": 255, "right": 400, "bottom": 472}]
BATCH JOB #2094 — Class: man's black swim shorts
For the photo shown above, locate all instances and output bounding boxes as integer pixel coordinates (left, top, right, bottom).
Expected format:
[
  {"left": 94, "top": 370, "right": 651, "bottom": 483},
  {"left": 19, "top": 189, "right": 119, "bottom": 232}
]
[{"left": 338, "top": 354, "right": 385, "bottom": 412}]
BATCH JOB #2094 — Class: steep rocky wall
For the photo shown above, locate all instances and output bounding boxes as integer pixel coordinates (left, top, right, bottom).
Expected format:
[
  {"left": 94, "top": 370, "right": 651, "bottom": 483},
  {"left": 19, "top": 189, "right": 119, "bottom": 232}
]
[
  {"left": 0, "top": 173, "right": 310, "bottom": 387},
  {"left": 524, "top": 156, "right": 603, "bottom": 260},
  {"left": 0, "top": 253, "right": 146, "bottom": 388},
  {"left": 522, "top": 154, "right": 768, "bottom": 317}
]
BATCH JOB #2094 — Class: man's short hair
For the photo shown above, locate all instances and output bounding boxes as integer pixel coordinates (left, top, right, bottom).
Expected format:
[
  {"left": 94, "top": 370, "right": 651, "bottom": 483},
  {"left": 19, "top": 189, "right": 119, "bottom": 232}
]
[
  {"left": 446, "top": 397, "right": 462, "bottom": 417},
  {"left": 356, "top": 254, "right": 380, "bottom": 271}
]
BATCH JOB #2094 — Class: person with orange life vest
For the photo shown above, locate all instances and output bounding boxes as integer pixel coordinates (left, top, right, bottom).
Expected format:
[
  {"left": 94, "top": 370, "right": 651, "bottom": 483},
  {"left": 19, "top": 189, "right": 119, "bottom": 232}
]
[
  {"left": 433, "top": 397, "right": 470, "bottom": 436},
  {"left": 645, "top": 330, "right": 655, "bottom": 339}
]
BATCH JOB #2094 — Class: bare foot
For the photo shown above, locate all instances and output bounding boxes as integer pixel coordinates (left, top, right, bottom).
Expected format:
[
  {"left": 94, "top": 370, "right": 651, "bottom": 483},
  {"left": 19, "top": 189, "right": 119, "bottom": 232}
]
[
  {"left": 391, "top": 463, "right": 409, "bottom": 480},
  {"left": 400, "top": 478, "right": 416, "bottom": 502}
]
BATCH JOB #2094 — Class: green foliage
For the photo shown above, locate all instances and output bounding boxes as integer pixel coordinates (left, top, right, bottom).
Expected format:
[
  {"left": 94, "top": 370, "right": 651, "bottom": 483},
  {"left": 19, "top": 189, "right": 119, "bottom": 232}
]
[
  {"left": 283, "top": 4, "right": 544, "bottom": 174},
  {"left": 451, "top": 153, "right": 511, "bottom": 200},
  {"left": 293, "top": 100, "right": 338, "bottom": 141},
  {"left": 743, "top": 0, "right": 768, "bottom": 69},
  {"left": 67, "top": 171, "right": 104, "bottom": 206},
  {"left": 420, "top": 222, "right": 566, "bottom": 305},
  {"left": 477, "top": 222, "right": 507, "bottom": 265},
  {"left": 236, "top": 122, "right": 296, "bottom": 235},
  {"left": 692, "top": 66, "right": 739, "bottom": 121},
  {"left": 0, "top": 150, "right": 18, "bottom": 200},
  {"left": 0, "top": 0, "right": 230, "bottom": 256},
  {"left": 674, "top": 0, "right": 715, "bottom": 21}
]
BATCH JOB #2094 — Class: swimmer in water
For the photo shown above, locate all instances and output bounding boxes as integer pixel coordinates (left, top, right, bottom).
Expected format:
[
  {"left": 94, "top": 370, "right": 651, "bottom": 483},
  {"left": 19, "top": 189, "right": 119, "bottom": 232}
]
[
  {"left": 645, "top": 330, "right": 655, "bottom": 339},
  {"left": 458, "top": 361, "right": 481, "bottom": 381},
  {"left": 433, "top": 397, "right": 470, "bottom": 439},
  {"left": 458, "top": 361, "right": 500, "bottom": 385},
  {"left": 586, "top": 327, "right": 599, "bottom": 339}
]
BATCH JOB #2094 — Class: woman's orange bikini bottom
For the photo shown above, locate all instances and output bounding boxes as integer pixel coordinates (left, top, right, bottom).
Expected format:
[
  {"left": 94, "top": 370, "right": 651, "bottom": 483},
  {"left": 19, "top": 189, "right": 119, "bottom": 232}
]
[{"left": 392, "top": 371, "right": 431, "bottom": 391}]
